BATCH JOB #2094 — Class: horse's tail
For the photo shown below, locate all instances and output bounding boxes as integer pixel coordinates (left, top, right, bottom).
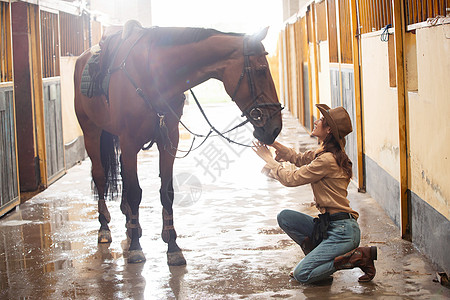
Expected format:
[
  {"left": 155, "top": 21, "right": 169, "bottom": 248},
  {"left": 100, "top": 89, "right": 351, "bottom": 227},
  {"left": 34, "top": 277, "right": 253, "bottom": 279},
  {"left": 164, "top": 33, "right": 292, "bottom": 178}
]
[{"left": 96, "top": 130, "right": 121, "bottom": 200}]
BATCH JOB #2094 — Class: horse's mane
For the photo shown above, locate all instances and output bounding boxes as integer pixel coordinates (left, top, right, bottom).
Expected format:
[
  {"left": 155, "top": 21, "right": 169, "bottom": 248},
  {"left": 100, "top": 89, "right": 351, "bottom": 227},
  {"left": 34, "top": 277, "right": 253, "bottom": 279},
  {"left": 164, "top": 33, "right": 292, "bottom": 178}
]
[
  {"left": 147, "top": 27, "right": 245, "bottom": 46},
  {"left": 96, "top": 25, "right": 245, "bottom": 78}
]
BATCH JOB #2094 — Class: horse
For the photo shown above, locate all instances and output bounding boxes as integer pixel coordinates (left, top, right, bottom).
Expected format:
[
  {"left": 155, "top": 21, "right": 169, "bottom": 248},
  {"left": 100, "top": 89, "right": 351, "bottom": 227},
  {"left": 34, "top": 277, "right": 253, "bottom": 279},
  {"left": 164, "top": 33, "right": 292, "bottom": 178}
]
[{"left": 74, "top": 21, "right": 282, "bottom": 265}]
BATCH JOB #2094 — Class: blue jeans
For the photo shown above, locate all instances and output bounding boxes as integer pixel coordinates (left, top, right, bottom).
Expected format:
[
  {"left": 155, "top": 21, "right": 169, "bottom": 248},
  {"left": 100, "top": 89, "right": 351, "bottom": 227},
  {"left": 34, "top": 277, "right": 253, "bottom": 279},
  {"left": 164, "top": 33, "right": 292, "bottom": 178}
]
[{"left": 277, "top": 209, "right": 361, "bottom": 283}]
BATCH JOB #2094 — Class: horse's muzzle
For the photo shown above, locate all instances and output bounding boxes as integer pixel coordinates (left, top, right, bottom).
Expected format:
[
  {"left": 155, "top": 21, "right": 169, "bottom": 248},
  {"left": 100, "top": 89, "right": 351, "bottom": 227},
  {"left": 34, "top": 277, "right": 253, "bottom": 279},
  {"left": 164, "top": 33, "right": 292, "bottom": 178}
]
[{"left": 253, "top": 119, "right": 282, "bottom": 145}]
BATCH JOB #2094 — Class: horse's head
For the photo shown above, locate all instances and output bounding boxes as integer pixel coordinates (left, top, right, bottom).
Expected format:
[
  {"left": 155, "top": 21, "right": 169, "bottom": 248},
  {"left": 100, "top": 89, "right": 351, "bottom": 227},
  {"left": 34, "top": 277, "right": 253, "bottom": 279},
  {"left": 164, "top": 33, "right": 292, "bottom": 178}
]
[{"left": 222, "top": 27, "right": 282, "bottom": 145}]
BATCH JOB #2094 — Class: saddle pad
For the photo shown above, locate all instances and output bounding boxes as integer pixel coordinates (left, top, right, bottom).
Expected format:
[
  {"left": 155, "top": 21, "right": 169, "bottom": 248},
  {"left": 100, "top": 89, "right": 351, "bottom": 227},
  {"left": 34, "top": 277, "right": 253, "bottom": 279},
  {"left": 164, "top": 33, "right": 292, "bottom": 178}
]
[{"left": 80, "top": 53, "right": 110, "bottom": 99}]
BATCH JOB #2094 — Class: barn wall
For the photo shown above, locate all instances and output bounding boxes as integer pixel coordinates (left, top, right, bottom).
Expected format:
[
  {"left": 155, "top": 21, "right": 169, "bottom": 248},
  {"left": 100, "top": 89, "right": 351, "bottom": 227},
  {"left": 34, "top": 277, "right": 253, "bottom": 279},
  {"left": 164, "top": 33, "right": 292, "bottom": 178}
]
[
  {"left": 60, "top": 56, "right": 86, "bottom": 168},
  {"left": 408, "top": 24, "right": 450, "bottom": 273}
]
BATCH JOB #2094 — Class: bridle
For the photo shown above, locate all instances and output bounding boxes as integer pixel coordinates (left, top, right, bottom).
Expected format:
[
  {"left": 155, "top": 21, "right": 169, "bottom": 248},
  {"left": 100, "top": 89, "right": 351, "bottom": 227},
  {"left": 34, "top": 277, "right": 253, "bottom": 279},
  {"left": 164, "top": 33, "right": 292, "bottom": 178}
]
[{"left": 229, "top": 37, "right": 283, "bottom": 125}]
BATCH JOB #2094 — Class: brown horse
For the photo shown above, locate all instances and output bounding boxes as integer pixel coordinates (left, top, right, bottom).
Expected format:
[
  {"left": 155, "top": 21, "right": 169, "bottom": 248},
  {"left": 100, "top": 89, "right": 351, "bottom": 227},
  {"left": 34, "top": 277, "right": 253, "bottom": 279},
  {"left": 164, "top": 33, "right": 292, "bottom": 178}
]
[{"left": 74, "top": 21, "right": 282, "bottom": 265}]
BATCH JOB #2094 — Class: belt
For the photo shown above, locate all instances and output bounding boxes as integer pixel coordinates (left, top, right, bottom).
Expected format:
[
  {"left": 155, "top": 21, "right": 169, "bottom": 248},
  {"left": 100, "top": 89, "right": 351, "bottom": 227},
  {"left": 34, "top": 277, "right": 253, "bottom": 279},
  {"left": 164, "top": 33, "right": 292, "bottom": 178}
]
[{"left": 330, "top": 212, "right": 356, "bottom": 221}]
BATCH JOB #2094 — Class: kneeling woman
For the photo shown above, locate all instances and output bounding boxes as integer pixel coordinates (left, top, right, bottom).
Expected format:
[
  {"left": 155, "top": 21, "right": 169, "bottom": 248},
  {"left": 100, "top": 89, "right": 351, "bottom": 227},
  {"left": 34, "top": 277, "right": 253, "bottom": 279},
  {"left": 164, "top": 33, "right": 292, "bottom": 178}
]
[{"left": 252, "top": 104, "right": 377, "bottom": 284}]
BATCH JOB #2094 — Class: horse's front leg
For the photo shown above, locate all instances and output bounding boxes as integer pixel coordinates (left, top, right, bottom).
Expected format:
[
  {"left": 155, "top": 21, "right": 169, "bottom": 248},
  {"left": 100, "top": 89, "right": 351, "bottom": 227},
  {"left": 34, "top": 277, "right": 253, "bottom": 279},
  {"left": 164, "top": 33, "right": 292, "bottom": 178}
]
[
  {"left": 158, "top": 131, "right": 186, "bottom": 266},
  {"left": 120, "top": 141, "right": 145, "bottom": 263}
]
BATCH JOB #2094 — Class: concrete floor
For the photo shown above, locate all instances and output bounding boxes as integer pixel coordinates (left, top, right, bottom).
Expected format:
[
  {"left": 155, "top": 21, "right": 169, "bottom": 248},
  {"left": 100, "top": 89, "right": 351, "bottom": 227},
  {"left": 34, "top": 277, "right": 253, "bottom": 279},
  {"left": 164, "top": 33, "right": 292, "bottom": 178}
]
[{"left": 1, "top": 103, "right": 448, "bottom": 299}]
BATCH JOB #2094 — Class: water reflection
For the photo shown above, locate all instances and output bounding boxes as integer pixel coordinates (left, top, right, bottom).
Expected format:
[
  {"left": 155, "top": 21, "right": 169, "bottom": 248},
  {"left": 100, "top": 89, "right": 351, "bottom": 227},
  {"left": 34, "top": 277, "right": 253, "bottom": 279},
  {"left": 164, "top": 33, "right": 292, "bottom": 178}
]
[
  {"left": 0, "top": 196, "right": 147, "bottom": 299},
  {"left": 0, "top": 180, "right": 192, "bottom": 299},
  {"left": 0, "top": 200, "right": 72, "bottom": 297},
  {"left": 168, "top": 265, "right": 188, "bottom": 299}
]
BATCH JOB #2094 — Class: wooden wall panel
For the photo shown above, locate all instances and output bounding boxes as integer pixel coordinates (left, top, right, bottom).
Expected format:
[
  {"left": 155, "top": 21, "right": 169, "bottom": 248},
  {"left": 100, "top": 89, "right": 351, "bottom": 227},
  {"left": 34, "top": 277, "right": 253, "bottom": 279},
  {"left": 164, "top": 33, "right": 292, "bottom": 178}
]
[
  {"left": 59, "top": 12, "right": 88, "bottom": 56},
  {"left": 357, "top": 0, "right": 393, "bottom": 33},
  {"left": 405, "top": 0, "right": 448, "bottom": 26},
  {"left": 339, "top": 0, "right": 353, "bottom": 64},
  {"left": 40, "top": 10, "right": 60, "bottom": 78},
  {"left": 0, "top": 2, "right": 12, "bottom": 82},
  {"left": 316, "top": 0, "right": 328, "bottom": 42},
  {"left": 327, "top": 0, "right": 338, "bottom": 63}
]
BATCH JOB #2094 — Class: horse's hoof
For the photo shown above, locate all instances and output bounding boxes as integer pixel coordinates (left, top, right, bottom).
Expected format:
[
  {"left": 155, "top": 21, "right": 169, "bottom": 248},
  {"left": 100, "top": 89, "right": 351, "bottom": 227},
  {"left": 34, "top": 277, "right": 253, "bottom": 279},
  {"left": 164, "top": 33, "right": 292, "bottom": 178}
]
[
  {"left": 128, "top": 250, "right": 146, "bottom": 263},
  {"left": 167, "top": 251, "right": 186, "bottom": 266},
  {"left": 98, "top": 229, "right": 112, "bottom": 243}
]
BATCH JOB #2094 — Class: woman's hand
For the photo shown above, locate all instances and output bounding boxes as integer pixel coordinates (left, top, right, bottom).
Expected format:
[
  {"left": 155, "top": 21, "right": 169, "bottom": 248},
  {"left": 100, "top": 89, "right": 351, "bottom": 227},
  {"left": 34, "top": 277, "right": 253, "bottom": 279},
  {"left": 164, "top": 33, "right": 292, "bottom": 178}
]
[
  {"left": 252, "top": 141, "right": 276, "bottom": 164},
  {"left": 271, "top": 141, "right": 289, "bottom": 162}
]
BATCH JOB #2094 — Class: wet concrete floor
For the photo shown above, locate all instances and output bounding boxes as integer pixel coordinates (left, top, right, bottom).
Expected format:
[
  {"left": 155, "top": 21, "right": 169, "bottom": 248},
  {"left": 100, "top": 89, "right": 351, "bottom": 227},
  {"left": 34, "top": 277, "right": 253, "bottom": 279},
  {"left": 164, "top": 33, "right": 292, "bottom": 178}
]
[{"left": 1, "top": 103, "right": 449, "bottom": 299}]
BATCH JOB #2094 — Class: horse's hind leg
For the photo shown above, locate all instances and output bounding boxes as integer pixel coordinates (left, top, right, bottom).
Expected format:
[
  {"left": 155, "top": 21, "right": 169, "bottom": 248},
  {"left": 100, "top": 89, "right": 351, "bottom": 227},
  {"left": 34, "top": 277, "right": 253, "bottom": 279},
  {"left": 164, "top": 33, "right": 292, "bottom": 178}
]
[
  {"left": 158, "top": 134, "right": 186, "bottom": 266},
  {"left": 82, "top": 125, "right": 112, "bottom": 243}
]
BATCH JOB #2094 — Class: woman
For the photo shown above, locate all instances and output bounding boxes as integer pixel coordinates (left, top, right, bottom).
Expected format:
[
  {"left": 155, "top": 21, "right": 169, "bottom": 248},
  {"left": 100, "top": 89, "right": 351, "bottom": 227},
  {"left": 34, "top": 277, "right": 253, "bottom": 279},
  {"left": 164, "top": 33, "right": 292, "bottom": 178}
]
[{"left": 252, "top": 104, "right": 377, "bottom": 284}]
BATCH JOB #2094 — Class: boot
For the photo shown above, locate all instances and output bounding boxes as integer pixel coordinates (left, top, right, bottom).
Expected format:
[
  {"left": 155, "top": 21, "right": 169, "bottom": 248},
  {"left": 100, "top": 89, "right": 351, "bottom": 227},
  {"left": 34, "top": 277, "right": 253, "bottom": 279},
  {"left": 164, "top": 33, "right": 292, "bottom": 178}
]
[
  {"left": 333, "top": 246, "right": 377, "bottom": 282},
  {"left": 300, "top": 237, "right": 313, "bottom": 255}
]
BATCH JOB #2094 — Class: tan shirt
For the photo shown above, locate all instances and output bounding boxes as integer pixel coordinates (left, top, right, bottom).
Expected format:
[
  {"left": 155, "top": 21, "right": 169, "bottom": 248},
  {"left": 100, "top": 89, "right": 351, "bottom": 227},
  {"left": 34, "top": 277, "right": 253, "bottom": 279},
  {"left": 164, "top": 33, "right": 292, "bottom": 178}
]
[{"left": 265, "top": 147, "right": 359, "bottom": 220}]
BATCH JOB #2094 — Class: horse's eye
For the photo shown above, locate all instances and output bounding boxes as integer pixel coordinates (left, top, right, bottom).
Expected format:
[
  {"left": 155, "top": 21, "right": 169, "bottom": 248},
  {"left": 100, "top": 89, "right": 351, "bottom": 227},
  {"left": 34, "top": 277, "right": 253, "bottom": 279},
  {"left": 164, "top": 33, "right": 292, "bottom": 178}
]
[
  {"left": 255, "top": 65, "right": 268, "bottom": 73},
  {"left": 258, "top": 65, "right": 268, "bottom": 70}
]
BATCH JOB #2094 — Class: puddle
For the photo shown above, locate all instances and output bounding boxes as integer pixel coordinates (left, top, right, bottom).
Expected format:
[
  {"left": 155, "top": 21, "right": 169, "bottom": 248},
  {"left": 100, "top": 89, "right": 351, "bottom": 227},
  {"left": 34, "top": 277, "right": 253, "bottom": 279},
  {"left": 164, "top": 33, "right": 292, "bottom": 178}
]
[{"left": 0, "top": 220, "right": 34, "bottom": 226}]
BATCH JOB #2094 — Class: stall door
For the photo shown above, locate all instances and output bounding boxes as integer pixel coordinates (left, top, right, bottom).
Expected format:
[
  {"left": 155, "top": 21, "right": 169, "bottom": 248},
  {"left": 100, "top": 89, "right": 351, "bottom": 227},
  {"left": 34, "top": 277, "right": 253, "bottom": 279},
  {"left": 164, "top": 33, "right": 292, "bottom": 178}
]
[
  {"left": 330, "top": 68, "right": 341, "bottom": 107},
  {"left": 341, "top": 68, "right": 358, "bottom": 182},
  {"left": 40, "top": 10, "right": 65, "bottom": 183},
  {"left": 0, "top": 87, "right": 19, "bottom": 214},
  {"left": 43, "top": 80, "right": 64, "bottom": 182}
]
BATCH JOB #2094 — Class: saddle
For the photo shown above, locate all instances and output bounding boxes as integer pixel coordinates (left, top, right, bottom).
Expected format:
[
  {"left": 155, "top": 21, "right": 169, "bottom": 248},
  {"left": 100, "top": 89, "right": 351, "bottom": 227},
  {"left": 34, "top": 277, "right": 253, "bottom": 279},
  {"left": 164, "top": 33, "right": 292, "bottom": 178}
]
[
  {"left": 79, "top": 23, "right": 187, "bottom": 152},
  {"left": 80, "top": 33, "right": 120, "bottom": 100}
]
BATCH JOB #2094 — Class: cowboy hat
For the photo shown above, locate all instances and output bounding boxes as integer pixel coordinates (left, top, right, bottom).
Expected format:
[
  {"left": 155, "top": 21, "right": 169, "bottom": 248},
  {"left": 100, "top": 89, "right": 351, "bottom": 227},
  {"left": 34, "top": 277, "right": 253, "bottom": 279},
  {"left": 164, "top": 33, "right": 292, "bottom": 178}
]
[{"left": 316, "top": 104, "right": 352, "bottom": 149}]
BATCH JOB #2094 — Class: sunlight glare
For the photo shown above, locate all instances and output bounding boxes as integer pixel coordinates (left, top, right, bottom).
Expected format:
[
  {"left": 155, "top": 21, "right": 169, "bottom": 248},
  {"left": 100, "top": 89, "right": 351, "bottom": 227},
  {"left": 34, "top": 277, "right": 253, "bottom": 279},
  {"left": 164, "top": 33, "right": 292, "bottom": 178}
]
[{"left": 151, "top": 0, "right": 283, "bottom": 53}]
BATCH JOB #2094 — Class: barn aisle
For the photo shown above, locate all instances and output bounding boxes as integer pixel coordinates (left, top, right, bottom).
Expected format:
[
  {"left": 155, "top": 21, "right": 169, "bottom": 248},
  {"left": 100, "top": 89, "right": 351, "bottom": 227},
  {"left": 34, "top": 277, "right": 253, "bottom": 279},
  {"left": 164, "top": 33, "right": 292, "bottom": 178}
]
[{"left": 0, "top": 103, "right": 447, "bottom": 299}]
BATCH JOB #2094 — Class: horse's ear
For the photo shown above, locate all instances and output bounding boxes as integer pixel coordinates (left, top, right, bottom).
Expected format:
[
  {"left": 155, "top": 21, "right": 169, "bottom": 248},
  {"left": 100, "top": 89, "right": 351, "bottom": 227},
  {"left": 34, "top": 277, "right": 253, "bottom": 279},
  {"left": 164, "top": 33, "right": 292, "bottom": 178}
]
[
  {"left": 253, "top": 27, "right": 269, "bottom": 42},
  {"left": 122, "top": 20, "right": 143, "bottom": 39}
]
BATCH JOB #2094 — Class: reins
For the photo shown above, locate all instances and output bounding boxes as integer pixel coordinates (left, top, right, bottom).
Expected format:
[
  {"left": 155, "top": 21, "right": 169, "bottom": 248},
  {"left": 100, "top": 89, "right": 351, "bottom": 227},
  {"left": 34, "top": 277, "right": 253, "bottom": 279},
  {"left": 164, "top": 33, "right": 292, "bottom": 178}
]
[
  {"left": 189, "top": 89, "right": 255, "bottom": 148},
  {"left": 140, "top": 87, "right": 254, "bottom": 159}
]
